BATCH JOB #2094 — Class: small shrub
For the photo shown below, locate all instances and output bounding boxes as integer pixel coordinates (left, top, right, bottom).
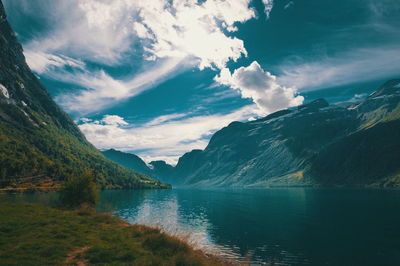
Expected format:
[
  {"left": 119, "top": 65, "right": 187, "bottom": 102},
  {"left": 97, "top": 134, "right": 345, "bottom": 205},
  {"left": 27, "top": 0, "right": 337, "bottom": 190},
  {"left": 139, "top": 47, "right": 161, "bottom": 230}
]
[{"left": 59, "top": 171, "right": 99, "bottom": 208}]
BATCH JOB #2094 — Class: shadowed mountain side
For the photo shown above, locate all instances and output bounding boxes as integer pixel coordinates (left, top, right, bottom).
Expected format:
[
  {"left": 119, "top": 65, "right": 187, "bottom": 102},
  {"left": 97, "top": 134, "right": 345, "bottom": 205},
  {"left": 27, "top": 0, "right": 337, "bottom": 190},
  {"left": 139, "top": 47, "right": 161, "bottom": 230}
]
[
  {"left": 104, "top": 79, "right": 400, "bottom": 188},
  {"left": 101, "top": 149, "right": 175, "bottom": 184},
  {"left": 0, "top": 1, "right": 168, "bottom": 190},
  {"left": 101, "top": 149, "right": 153, "bottom": 176}
]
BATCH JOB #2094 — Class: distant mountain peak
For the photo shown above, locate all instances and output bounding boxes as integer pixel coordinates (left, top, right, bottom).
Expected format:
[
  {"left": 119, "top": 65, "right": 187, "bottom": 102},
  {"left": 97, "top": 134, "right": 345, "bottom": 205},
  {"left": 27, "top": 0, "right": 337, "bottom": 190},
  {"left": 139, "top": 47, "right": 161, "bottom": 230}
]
[
  {"left": 298, "top": 98, "right": 329, "bottom": 111},
  {"left": 368, "top": 79, "right": 400, "bottom": 99},
  {"left": 101, "top": 150, "right": 175, "bottom": 184}
]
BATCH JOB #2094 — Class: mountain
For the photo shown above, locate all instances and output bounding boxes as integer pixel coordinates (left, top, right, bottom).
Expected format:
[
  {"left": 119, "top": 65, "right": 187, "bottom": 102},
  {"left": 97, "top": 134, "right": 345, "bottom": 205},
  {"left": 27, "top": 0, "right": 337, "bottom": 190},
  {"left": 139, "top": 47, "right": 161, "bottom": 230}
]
[
  {"left": 309, "top": 79, "right": 400, "bottom": 186},
  {"left": 149, "top": 160, "right": 175, "bottom": 181},
  {"left": 171, "top": 79, "right": 400, "bottom": 187},
  {"left": 101, "top": 149, "right": 175, "bottom": 184},
  {"left": 0, "top": 1, "right": 169, "bottom": 190},
  {"left": 171, "top": 100, "right": 358, "bottom": 187},
  {"left": 106, "top": 79, "right": 400, "bottom": 188},
  {"left": 101, "top": 149, "right": 152, "bottom": 176}
]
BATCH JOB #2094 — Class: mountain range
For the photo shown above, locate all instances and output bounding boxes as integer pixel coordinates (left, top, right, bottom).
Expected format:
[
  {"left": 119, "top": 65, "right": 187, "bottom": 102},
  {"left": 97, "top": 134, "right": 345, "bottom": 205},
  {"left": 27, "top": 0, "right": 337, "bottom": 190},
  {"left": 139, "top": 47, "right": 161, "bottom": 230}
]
[
  {"left": 103, "top": 79, "right": 400, "bottom": 188},
  {"left": 0, "top": 2, "right": 168, "bottom": 190},
  {"left": 1, "top": 0, "right": 399, "bottom": 190}
]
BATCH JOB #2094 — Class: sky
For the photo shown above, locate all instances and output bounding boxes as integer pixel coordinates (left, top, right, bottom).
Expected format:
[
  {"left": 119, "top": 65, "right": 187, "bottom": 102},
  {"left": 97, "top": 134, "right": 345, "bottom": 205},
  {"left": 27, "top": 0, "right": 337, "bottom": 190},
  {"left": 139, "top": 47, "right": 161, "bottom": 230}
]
[{"left": 3, "top": 0, "right": 400, "bottom": 164}]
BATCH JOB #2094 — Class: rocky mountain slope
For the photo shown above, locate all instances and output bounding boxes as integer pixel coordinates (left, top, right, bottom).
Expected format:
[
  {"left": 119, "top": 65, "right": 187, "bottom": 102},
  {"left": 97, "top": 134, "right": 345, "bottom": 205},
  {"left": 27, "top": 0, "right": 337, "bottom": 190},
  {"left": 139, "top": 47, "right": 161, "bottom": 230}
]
[
  {"left": 105, "top": 80, "right": 400, "bottom": 188},
  {"left": 174, "top": 79, "right": 400, "bottom": 187},
  {"left": 0, "top": 1, "right": 168, "bottom": 190}
]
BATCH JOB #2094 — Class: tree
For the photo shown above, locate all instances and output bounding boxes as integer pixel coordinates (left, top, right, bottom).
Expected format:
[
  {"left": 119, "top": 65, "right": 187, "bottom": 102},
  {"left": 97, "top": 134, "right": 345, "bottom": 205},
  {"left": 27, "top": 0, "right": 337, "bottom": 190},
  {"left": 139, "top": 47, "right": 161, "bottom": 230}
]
[{"left": 59, "top": 170, "right": 99, "bottom": 208}]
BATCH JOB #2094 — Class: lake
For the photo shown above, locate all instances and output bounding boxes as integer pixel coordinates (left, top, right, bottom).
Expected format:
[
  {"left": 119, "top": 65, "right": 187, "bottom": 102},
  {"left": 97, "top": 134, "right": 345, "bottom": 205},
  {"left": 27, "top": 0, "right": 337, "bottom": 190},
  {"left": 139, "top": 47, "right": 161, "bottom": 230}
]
[{"left": 2, "top": 188, "right": 400, "bottom": 265}]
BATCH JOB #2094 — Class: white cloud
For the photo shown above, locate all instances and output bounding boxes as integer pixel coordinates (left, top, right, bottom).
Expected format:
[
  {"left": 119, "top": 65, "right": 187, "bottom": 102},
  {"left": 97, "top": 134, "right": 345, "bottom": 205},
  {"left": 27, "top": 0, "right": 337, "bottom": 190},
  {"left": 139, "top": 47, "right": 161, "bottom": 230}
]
[
  {"left": 24, "top": 50, "right": 85, "bottom": 73},
  {"left": 79, "top": 117, "right": 92, "bottom": 123},
  {"left": 278, "top": 46, "right": 400, "bottom": 91},
  {"left": 21, "top": 0, "right": 260, "bottom": 69},
  {"left": 102, "top": 115, "right": 128, "bottom": 126},
  {"left": 145, "top": 113, "right": 189, "bottom": 127},
  {"left": 21, "top": 0, "right": 138, "bottom": 65},
  {"left": 262, "top": 0, "right": 274, "bottom": 18},
  {"left": 78, "top": 105, "right": 257, "bottom": 165},
  {"left": 52, "top": 57, "right": 186, "bottom": 114},
  {"left": 133, "top": 22, "right": 151, "bottom": 39},
  {"left": 133, "top": 0, "right": 255, "bottom": 69},
  {"left": 11, "top": 0, "right": 276, "bottom": 114},
  {"left": 215, "top": 61, "right": 304, "bottom": 115}
]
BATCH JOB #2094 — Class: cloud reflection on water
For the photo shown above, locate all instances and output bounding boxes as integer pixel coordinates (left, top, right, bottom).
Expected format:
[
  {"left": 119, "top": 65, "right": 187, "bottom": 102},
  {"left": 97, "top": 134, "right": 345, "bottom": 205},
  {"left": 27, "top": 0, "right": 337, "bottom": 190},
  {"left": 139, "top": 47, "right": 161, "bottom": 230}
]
[{"left": 111, "top": 190, "right": 242, "bottom": 261}]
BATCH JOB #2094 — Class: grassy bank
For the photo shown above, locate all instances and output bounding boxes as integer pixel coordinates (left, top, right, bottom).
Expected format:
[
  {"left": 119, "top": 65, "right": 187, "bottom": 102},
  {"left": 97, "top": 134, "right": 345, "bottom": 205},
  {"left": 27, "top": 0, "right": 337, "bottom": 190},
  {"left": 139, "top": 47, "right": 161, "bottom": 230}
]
[{"left": 0, "top": 202, "right": 229, "bottom": 265}]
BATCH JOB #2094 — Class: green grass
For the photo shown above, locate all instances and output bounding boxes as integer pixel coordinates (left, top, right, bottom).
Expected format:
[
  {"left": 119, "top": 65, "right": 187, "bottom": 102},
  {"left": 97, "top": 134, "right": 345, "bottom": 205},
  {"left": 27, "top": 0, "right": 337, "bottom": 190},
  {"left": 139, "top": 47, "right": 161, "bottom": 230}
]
[{"left": 0, "top": 202, "right": 229, "bottom": 265}]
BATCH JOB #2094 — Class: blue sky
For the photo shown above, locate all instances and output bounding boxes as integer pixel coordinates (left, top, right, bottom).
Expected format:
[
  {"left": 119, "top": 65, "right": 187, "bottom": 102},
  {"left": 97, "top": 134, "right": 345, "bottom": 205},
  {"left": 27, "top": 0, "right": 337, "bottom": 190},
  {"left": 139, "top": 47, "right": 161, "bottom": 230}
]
[{"left": 4, "top": 0, "right": 400, "bottom": 164}]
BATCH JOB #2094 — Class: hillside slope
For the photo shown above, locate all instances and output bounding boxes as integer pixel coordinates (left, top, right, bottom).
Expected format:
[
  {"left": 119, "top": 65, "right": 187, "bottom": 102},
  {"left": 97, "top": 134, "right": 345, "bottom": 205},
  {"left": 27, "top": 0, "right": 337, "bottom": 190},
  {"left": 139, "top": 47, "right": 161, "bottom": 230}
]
[
  {"left": 105, "top": 80, "right": 400, "bottom": 188},
  {"left": 309, "top": 80, "right": 400, "bottom": 186},
  {"left": 174, "top": 80, "right": 400, "bottom": 187},
  {"left": 101, "top": 149, "right": 175, "bottom": 184},
  {"left": 0, "top": 1, "right": 168, "bottom": 190},
  {"left": 101, "top": 149, "right": 153, "bottom": 177}
]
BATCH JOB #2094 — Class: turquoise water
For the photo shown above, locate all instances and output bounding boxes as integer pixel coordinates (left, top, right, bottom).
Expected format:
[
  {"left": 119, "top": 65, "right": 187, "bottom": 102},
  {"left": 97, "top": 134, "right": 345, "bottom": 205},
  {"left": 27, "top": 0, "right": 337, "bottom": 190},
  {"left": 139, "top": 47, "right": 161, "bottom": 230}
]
[{"left": 3, "top": 188, "right": 400, "bottom": 265}]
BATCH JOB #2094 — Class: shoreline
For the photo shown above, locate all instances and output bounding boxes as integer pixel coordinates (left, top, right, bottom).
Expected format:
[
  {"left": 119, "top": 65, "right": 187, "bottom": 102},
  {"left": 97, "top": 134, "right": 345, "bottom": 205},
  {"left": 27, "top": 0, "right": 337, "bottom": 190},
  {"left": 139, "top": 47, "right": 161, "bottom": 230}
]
[{"left": 0, "top": 202, "right": 232, "bottom": 265}]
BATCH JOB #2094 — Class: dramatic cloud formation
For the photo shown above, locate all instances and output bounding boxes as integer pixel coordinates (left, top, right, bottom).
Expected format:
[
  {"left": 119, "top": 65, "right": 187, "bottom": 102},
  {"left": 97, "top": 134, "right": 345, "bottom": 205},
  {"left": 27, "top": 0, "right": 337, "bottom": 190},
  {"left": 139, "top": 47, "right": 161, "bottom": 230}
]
[
  {"left": 5, "top": 0, "right": 400, "bottom": 163},
  {"left": 10, "top": 0, "right": 275, "bottom": 114},
  {"left": 133, "top": 0, "right": 254, "bottom": 69},
  {"left": 78, "top": 106, "right": 257, "bottom": 164},
  {"left": 215, "top": 61, "right": 304, "bottom": 114},
  {"left": 23, "top": 0, "right": 258, "bottom": 70}
]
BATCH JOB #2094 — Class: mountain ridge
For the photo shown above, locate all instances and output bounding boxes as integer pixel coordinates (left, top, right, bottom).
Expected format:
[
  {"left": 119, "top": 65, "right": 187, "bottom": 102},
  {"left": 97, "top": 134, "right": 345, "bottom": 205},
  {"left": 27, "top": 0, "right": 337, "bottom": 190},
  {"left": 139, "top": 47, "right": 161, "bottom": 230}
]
[{"left": 104, "top": 79, "right": 400, "bottom": 188}]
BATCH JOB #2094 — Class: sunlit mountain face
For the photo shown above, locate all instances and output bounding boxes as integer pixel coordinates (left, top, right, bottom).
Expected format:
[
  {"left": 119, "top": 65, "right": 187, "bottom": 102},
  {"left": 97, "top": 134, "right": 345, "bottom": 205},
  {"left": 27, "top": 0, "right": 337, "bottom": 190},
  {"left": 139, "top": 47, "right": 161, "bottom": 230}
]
[{"left": 4, "top": 0, "right": 400, "bottom": 164}]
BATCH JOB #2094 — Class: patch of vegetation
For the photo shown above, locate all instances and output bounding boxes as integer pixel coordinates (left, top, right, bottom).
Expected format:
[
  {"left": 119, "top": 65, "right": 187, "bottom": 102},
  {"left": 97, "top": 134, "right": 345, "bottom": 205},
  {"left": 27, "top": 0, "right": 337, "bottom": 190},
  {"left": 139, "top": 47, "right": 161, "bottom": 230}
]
[
  {"left": 59, "top": 171, "right": 99, "bottom": 208},
  {"left": 0, "top": 122, "right": 170, "bottom": 190},
  {"left": 0, "top": 202, "right": 229, "bottom": 265}
]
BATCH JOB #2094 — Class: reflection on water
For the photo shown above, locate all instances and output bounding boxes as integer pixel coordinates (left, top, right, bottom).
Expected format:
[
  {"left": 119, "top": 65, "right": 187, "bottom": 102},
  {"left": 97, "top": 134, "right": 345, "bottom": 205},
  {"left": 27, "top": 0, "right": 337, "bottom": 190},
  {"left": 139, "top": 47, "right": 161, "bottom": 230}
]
[
  {"left": 99, "top": 189, "right": 242, "bottom": 261},
  {"left": 95, "top": 188, "right": 400, "bottom": 265},
  {"left": 3, "top": 188, "right": 400, "bottom": 265}
]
